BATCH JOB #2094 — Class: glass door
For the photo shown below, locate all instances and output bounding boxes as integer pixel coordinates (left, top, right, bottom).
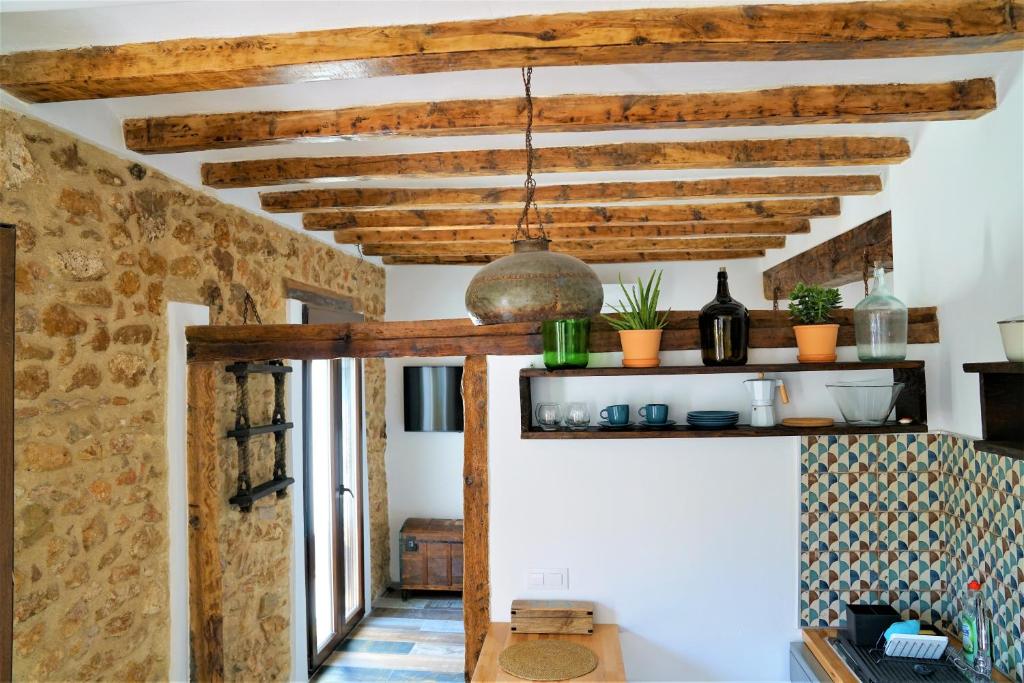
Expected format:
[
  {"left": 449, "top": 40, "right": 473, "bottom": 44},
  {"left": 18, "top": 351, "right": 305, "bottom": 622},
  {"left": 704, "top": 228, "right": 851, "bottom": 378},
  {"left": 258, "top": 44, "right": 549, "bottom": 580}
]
[{"left": 303, "top": 351, "right": 365, "bottom": 673}]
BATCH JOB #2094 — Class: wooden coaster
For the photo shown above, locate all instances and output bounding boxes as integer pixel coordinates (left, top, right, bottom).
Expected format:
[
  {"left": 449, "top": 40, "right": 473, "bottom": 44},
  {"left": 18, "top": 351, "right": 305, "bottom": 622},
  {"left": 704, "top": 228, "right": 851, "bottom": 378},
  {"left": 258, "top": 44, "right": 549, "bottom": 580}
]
[
  {"left": 781, "top": 417, "right": 835, "bottom": 427},
  {"left": 499, "top": 641, "right": 598, "bottom": 681}
]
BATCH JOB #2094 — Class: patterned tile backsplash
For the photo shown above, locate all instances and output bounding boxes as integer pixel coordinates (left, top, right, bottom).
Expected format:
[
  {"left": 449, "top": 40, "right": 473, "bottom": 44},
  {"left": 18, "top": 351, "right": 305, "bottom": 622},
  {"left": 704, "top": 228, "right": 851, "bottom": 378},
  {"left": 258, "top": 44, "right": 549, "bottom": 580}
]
[{"left": 800, "top": 433, "right": 1024, "bottom": 682}]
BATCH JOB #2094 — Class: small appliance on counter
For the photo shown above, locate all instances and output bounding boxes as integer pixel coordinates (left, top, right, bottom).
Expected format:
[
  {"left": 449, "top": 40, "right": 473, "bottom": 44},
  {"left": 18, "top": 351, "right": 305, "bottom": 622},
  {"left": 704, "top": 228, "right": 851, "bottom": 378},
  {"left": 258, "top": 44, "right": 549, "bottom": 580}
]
[{"left": 745, "top": 372, "right": 789, "bottom": 427}]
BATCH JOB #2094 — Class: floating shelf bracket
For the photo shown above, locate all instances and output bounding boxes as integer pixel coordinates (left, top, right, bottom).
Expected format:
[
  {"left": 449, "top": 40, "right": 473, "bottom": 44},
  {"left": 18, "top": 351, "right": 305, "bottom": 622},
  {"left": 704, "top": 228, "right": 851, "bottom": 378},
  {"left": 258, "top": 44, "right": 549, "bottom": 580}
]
[{"left": 226, "top": 360, "right": 295, "bottom": 512}]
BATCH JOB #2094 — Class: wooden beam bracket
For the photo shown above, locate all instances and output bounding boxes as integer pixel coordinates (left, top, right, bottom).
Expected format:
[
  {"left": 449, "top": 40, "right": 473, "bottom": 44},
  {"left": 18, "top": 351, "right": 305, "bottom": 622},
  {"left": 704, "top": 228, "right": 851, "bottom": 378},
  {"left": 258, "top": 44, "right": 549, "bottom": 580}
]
[{"left": 762, "top": 211, "right": 893, "bottom": 299}]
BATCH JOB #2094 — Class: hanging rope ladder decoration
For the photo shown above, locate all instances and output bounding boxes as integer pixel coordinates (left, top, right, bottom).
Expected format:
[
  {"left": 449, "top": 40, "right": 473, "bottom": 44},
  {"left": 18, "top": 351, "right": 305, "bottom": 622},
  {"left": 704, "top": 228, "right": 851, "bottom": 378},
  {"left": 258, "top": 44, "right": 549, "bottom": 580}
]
[{"left": 226, "top": 292, "right": 295, "bottom": 513}]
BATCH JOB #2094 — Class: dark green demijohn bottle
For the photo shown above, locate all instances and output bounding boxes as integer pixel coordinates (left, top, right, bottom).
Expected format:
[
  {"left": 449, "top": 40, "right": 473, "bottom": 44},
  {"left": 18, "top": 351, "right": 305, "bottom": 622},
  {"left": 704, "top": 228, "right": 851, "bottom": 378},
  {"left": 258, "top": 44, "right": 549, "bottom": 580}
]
[{"left": 699, "top": 267, "right": 750, "bottom": 366}]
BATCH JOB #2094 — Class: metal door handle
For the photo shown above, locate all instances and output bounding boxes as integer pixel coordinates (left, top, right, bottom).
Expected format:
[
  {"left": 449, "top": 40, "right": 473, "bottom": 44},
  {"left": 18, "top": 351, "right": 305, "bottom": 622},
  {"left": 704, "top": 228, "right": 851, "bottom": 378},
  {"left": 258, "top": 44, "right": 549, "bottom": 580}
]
[{"left": 337, "top": 485, "right": 354, "bottom": 497}]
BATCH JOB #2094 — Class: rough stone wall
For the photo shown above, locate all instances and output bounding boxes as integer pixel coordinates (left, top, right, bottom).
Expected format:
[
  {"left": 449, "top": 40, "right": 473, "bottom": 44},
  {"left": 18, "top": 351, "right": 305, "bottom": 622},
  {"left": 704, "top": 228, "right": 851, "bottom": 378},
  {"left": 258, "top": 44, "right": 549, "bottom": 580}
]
[{"left": 1, "top": 109, "right": 390, "bottom": 681}]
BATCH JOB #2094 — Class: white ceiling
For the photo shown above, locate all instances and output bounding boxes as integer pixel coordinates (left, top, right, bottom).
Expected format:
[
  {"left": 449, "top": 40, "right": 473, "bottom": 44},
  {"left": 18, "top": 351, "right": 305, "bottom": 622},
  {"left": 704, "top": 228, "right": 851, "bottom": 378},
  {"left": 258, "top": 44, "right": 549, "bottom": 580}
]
[{"left": 2, "top": 1, "right": 1021, "bottom": 263}]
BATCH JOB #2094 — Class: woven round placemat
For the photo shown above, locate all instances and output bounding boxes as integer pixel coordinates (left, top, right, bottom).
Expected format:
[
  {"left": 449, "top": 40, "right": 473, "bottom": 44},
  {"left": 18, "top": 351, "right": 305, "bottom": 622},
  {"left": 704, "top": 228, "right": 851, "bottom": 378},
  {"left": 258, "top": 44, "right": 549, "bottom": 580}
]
[{"left": 498, "top": 640, "right": 598, "bottom": 681}]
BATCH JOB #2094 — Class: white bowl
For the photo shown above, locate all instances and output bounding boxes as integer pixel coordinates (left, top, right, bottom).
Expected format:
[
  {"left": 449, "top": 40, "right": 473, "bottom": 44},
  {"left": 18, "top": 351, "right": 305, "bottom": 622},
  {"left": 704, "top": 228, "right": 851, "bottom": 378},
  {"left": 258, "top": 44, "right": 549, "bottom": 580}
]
[{"left": 998, "top": 317, "right": 1024, "bottom": 362}]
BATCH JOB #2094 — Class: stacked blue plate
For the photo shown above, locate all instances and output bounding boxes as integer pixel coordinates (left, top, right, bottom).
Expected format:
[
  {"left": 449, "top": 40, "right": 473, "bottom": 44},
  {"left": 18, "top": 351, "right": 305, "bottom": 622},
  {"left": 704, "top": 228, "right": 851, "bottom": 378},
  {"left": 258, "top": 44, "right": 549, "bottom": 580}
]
[{"left": 686, "top": 410, "right": 740, "bottom": 429}]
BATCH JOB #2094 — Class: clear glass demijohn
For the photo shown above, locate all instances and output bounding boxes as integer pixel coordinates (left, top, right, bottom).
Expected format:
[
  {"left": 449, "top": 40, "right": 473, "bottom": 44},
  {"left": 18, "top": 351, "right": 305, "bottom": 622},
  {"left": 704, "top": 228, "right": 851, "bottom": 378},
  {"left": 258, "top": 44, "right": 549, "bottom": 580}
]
[{"left": 854, "top": 263, "right": 908, "bottom": 361}]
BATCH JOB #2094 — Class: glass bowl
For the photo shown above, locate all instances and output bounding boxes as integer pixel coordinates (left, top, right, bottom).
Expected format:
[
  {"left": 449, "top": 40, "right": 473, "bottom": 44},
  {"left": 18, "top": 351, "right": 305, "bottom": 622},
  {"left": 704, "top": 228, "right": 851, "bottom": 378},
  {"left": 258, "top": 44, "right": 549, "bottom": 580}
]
[{"left": 826, "top": 380, "right": 904, "bottom": 426}]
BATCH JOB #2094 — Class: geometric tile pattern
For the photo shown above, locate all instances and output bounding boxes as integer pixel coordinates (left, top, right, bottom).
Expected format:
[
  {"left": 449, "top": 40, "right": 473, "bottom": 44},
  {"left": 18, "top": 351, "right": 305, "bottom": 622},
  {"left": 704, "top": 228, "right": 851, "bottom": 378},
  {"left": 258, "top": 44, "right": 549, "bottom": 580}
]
[{"left": 800, "top": 433, "right": 1023, "bottom": 682}]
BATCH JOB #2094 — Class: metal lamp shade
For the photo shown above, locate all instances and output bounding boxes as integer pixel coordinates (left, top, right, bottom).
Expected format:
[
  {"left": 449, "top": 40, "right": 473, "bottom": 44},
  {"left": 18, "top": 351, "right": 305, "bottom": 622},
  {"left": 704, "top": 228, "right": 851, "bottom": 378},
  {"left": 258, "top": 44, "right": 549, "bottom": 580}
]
[{"left": 465, "top": 238, "right": 604, "bottom": 325}]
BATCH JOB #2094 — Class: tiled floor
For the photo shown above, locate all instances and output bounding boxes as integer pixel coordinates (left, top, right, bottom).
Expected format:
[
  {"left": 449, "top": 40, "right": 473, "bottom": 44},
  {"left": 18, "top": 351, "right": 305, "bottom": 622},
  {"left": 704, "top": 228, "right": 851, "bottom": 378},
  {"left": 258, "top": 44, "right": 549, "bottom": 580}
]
[{"left": 314, "top": 589, "right": 465, "bottom": 682}]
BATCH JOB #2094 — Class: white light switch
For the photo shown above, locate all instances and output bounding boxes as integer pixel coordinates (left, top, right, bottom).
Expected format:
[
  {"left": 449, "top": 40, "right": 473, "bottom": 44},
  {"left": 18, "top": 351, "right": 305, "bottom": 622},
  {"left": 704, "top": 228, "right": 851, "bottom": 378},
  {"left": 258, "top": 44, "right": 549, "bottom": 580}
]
[{"left": 526, "top": 568, "right": 569, "bottom": 590}]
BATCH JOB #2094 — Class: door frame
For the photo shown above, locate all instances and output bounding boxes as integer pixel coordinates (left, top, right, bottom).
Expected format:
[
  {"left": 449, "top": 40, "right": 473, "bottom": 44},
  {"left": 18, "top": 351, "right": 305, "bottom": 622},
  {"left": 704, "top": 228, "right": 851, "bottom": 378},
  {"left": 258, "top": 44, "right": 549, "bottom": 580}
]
[{"left": 186, "top": 346, "right": 489, "bottom": 681}]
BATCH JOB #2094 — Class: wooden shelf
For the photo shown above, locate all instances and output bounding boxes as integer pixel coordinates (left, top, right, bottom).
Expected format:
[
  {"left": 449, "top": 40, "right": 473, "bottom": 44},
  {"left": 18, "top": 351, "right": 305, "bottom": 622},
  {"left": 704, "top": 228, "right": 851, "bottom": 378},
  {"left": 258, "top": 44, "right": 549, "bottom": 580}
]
[
  {"left": 523, "top": 422, "right": 927, "bottom": 439},
  {"left": 520, "top": 360, "right": 928, "bottom": 439},
  {"left": 973, "top": 440, "right": 1024, "bottom": 460},
  {"left": 522, "top": 360, "right": 923, "bottom": 378},
  {"left": 963, "top": 361, "right": 1024, "bottom": 374},
  {"left": 963, "top": 362, "right": 1023, "bottom": 459}
]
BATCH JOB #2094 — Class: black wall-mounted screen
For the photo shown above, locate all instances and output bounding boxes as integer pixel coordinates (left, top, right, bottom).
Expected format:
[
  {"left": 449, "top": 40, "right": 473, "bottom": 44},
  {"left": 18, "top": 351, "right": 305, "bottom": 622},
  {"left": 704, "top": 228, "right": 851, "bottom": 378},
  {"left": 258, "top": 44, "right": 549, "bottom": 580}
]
[{"left": 403, "top": 366, "right": 464, "bottom": 432}]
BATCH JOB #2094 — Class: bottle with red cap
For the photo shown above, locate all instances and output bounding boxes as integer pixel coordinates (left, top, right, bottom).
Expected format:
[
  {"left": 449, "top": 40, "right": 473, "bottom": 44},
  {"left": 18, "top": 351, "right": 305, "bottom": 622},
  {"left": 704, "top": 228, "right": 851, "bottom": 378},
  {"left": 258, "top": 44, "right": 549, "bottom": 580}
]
[{"left": 959, "top": 579, "right": 992, "bottom": 678}]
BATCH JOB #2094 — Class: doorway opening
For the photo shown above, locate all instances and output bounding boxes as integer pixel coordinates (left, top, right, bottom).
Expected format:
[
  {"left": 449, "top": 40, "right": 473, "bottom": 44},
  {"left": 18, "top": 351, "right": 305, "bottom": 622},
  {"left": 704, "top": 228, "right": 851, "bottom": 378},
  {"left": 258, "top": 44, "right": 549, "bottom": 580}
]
[{"left": 301, "top": 300, "right": 368, "bottom": 675}]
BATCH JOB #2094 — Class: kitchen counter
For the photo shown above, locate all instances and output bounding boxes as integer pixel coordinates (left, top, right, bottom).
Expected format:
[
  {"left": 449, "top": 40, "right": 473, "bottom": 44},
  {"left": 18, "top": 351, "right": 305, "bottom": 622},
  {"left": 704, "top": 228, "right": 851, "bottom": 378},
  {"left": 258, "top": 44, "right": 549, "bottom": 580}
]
[
  {"left": 801, "top": 628, "right": 1012, "bottom": 683},
  {"left": 472, "top": 622, "right": 626, "bottom": 682}
]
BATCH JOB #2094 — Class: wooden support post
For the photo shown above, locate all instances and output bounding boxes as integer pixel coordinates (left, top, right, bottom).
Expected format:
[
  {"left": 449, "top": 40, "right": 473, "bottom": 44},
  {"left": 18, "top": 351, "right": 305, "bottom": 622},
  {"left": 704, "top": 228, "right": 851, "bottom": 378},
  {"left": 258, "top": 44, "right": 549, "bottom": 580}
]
[
  {"left": 0, "top": 223, "right": 14, "bottom": 683},
  {"left": 462, "top": 356, "right": 489, "bottom": 679},
  {"left": 187, "top": 363, "right": 224, "bottom": 683},
  {"left": 762, "top": 211, "right": 893, "bottom": 298}
]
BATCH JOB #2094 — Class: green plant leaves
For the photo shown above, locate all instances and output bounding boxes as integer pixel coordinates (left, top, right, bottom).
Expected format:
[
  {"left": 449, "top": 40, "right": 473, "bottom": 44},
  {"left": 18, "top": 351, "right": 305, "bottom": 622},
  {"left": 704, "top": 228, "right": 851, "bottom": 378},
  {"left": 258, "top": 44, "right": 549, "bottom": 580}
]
[
  {"left": 601, "top": 270, "right": 670, "bottom": 330},
  {"left": 788, "top": 282, "right": 843, "bottom": 325}
]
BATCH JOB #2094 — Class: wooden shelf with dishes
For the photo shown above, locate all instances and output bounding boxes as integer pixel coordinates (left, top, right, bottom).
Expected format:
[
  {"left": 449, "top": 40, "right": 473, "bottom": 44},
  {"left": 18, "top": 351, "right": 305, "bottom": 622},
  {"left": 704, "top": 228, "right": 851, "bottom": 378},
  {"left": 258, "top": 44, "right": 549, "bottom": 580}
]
[
  {"left": 963, "top": 361, "right": 1024, "bottom": 460},
  {"left": 519, "top": 360, "right": 927, "bottom": 439}
]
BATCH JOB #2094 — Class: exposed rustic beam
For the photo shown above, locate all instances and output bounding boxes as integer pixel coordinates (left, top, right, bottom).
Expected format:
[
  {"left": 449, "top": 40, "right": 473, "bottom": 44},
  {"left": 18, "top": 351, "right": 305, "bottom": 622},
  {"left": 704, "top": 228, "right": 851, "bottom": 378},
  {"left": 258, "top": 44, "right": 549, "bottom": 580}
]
[
  {"left": 303, "top": 198, "right": 838, "bottom": 230},
  {"left": 0, "top": 224, "right": 13, "bottom": 683},
  {"left": 4, "top": 1, "right": 1020, "bottom": 102},
  {"left": 187, "top": 363, "right": 225, "bottom": 683},
  {"left": 184, "top": 307, "right": 939, "bottom": 362},
  {"left": 264, "top": 175, "right": 881, "bottom": 213},
  {"left": 360, "top": 235, "right": 785, "bottom": 257},
  {"left": 203, "top": 138, "right": 909, "bottom": 188},
  {"left": 762, "top": 211, "right": 893, "bottom": 299},
  {"left": 334, "top": 219, "right": 810, "bottom": 244},
  {"left": 462, "top": 355, "right": 489, "bottom": 679},
  {"left": 381, "top": 250, "right": 767, "bottom": 265},
  {"left": 126, "top": 79, "right": 994, "bottom": 153}
]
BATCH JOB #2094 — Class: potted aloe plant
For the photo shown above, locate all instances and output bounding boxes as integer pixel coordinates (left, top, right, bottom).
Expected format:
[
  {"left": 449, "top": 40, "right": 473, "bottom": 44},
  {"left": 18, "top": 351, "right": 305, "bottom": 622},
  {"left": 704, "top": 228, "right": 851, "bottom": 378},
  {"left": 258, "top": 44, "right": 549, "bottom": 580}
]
[
  {"left": 603, "top": 270, "right": 670, "bottom": 368},
  {"left": 788, "top": 282, "right": 843, "bottom": 363}
]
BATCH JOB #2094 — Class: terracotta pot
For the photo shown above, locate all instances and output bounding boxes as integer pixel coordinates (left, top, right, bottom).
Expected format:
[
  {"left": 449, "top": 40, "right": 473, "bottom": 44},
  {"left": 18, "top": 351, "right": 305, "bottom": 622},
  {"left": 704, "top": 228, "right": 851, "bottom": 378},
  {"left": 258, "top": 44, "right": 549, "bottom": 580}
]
[
  {"left": 793, "top": 323, "right": 840, "bottom": 363},
  {"left": 619, "top": 329, "right": 663, "bottom": 368}
]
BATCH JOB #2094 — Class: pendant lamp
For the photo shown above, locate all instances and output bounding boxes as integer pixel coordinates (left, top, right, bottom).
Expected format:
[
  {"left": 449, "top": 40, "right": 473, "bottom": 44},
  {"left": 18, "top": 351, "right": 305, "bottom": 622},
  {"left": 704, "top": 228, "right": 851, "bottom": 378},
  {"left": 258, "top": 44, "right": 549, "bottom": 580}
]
[{"left": 464, "top": 68, "right": 603, "bottom": 326}]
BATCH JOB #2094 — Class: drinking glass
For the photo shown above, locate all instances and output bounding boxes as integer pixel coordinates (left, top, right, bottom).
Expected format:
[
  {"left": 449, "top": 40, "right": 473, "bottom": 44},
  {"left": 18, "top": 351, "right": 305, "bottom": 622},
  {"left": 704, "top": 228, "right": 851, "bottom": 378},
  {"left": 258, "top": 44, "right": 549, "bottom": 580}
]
[
  {"left": 535, "top": 403, "right": 563, "bottom": 430},
  {"left": 564, "top": 402, "right": 591, "bottom": 430}
]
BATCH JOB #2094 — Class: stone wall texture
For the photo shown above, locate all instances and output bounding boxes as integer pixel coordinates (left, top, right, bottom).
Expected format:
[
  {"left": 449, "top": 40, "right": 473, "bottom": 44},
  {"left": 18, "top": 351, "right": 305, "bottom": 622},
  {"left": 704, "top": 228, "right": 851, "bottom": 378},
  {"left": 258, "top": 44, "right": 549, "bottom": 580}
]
[{"left": 1, "top": 109, "right": 390, "bottom": 681}]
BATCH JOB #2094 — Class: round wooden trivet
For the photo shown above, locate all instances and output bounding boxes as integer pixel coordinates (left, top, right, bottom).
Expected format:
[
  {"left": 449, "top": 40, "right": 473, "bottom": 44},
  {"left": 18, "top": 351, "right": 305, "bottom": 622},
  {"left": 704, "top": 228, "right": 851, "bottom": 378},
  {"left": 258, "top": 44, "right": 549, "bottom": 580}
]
[
  {"left": 498, "top": 641, "right": 598, "bottom": 681},
  {"left": 781, "top": 417, "right": 835, "bottom": 427}
]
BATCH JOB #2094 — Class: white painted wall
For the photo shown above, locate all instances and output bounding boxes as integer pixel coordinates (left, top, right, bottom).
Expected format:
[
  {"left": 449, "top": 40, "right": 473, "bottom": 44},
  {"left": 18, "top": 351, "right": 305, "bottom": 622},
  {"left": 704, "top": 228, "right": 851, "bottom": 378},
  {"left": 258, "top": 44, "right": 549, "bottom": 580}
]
[
  {"left": 888, "top": 58, "right": 1024, "bottom": 435},
  {"left": 286, "top": 300, "right": 309, "bottom": 683},
  {"left": 165, "top": 302, "right": 210, "bottom": 683}
]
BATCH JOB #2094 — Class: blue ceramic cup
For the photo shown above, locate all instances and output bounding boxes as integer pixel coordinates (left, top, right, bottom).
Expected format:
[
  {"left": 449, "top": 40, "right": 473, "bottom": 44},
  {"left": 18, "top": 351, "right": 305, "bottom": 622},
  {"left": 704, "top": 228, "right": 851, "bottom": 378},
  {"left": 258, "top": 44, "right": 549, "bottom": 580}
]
[
  {"left": 600, "top": 404, "right": 630, "bottom": 425},
  {"left": 639, "top": 403, "right": 669, "bottom": 424}
]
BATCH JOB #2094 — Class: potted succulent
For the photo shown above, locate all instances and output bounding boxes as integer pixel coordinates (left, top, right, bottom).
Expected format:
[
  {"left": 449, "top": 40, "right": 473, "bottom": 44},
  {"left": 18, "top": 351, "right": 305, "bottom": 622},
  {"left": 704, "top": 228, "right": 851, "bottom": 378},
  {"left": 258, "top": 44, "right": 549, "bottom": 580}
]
[
  {"left": 603, "top": 271, "right": 670, "bottom": 368},
  {"left": 788, "top": 282, "right": 843, "bottom": 362}
]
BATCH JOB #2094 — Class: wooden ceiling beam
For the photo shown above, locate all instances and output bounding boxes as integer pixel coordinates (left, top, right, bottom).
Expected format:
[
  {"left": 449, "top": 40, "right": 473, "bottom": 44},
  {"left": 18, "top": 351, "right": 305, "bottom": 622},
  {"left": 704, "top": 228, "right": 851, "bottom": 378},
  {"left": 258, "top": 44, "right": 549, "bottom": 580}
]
[
  {"left": 360, "top": 235, "right": 785, "bottom": 256},
  {"left": 203, "top": 138, "right": 909, "bottom": 188},
  {"left": 262, "top": 175, "right": 881, "bottom": 213},
  {"left": 334, "top": 219, "right": 810, "bottom": 244},
  {"left": 304, "top": 198, "right": 838, "bottom": 230},
  {"left": 125, "top": 79, "right": 994, "bottom": 153},
  {"left": 3, "top": 1, "right": 1020, "bottom": 102},
  {"left": 380, "top": 250, "right": 767, "bottom": 265}
]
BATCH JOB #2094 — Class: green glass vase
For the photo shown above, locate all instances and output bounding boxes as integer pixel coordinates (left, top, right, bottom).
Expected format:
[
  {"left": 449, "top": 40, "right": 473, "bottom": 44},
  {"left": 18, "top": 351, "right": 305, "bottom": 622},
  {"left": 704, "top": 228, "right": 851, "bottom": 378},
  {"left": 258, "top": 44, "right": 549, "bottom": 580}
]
[{"left": 542, "top": 318, "right": 591, "bottom": 369}]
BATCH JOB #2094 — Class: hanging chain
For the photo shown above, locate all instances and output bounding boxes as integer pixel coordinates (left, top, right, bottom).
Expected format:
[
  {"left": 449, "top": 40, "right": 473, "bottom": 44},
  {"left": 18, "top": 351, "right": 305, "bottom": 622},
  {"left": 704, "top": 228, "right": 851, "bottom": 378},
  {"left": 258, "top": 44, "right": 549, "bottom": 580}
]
[
  {"left": 513, "top": 66, "right": 548, "bottom": 243},
  {"left": 241, "top": 291, "right": 262, "bottom": 325}
]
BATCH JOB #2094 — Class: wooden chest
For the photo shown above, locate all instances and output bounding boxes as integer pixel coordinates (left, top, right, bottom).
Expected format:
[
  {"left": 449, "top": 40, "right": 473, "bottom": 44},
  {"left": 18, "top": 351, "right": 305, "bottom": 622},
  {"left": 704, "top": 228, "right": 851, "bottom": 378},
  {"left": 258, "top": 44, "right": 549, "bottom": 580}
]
[
  {"left": 399, "top": 518, "right": 463, "bottom": 598},
  {"left": 510, "top": 600, "right": 595, "bottom": 635}
]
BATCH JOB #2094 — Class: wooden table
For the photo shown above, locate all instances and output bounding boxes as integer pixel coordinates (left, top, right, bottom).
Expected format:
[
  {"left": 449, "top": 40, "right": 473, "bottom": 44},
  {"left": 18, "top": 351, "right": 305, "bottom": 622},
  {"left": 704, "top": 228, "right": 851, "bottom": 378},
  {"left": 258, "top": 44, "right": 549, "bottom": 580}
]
[
  {"left": 802, "top": 628, "right": 1012, "bottom": 683},
  {"left": 472, "top": 623, "right": 626, "bottom": 682}
]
